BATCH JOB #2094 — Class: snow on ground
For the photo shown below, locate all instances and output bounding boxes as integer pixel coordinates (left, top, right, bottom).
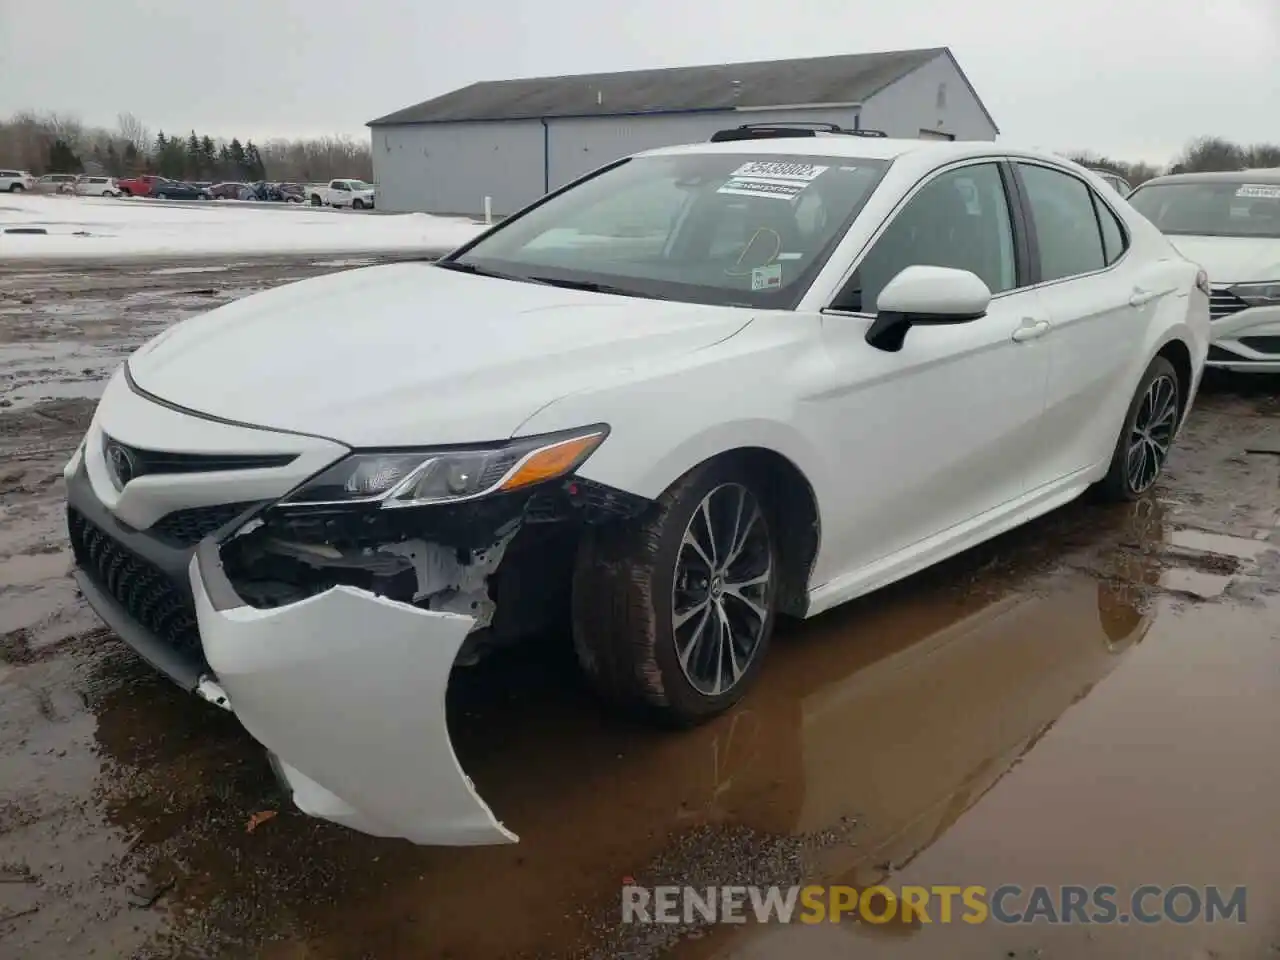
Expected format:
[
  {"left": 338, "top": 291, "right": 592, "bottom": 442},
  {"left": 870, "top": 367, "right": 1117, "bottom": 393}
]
[{"left": 0, "top": 195, "right": 487, "bottom": 262}]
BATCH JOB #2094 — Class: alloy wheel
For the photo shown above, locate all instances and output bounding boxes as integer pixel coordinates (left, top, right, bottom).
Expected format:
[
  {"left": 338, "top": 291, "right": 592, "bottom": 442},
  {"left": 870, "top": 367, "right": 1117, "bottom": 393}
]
[
  {"left": 671, "top": 483, "right": 774, "bottom": 697},
  {"left": 1126, "top": 374, "right": 1178, "bottom": 494}
]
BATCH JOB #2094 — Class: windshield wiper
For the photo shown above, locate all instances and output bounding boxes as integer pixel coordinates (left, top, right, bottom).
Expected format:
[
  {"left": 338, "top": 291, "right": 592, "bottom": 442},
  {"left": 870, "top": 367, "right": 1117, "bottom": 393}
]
[{"left": 524, "top": 275, "right": 655, "bottom": 299}]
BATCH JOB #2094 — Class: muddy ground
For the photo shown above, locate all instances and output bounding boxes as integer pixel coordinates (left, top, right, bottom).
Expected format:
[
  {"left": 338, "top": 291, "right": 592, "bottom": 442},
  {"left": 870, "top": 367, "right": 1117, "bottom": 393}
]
[{"left": 1, "top": 259, "right": 1279, "bottom": 960}]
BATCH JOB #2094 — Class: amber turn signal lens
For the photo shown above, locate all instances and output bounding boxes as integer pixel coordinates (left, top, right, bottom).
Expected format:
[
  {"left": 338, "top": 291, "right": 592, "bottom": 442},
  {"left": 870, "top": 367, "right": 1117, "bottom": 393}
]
[{"left": 497, "top": 432, "right": 607, "bottom": 492}]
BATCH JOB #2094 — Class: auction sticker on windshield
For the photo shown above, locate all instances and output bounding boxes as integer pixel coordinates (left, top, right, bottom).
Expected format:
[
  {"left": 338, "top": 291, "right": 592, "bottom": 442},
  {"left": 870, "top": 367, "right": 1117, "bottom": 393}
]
[
  {"left": 1235, "top": 184, "right": 1280, "bottom": 199},
  {"left": 718, "top": 161, "right": 830, "bottom": 201}
]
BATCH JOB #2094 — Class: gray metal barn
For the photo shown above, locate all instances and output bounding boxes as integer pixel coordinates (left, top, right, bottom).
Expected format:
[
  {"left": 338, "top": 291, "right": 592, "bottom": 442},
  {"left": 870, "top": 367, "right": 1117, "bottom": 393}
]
[{"left": 367, "top": 47, "right": 999, "bottom": 217}]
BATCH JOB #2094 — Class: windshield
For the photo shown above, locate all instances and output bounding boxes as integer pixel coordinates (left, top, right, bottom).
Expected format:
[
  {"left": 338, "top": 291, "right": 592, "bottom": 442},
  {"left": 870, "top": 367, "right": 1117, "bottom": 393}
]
[
  {"left": 1129, "top": 180, "right": 1280, "bottom": 239},
  {"left": 448, "top": 152, "right": 889, "bottom": 308},
  {"left": 349, "top": 180, "right": 372, "bottom": 191}
]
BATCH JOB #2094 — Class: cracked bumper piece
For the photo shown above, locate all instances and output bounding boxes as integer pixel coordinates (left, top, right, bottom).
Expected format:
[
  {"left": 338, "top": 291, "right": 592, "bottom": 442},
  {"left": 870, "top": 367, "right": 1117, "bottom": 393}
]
[{"left": 191, "top": 541, "right": 517, "bottom": 845}]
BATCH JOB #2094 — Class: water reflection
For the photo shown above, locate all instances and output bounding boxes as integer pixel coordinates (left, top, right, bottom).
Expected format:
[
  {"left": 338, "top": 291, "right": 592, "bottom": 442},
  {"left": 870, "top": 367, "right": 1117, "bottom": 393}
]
[{"left": 80, "top": 498, "right": 1163, "bottom": 958}]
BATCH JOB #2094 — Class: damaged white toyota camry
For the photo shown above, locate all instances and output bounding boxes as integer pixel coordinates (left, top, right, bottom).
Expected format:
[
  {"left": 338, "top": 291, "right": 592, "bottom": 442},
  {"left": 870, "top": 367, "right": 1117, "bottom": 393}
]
[{"left": 65, "top": 124, "right": 1209, "bottom": 845}]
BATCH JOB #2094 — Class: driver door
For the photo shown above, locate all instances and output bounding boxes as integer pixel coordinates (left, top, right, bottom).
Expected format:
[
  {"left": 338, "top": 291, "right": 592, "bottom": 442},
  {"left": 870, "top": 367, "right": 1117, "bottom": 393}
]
[{"left": 807, "top": 160, "right": 1052, "bottom": 583}]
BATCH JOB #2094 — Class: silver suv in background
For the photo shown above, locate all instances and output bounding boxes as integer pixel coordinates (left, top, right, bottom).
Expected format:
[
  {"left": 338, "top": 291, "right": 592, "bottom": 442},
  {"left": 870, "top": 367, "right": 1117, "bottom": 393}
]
[{"left": 1089, "top": 168, "right": 1133, "bottom": 196}]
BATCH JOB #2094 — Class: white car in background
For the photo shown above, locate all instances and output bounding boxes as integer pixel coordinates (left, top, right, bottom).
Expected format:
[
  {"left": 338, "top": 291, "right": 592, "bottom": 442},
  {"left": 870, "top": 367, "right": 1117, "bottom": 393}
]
[
  {"left": 76, "top": 175, "right": 122, "bottom": 197},
  {"left": 64, "top": 125, "right": 1208, "bottom": 846},
  {"left": 1, "top": 169, "right": 36, "bottom": 192},
  {"left": 1129, "top": 169, "right": 1280, "bottom": 372},
  {"left": 308, "top": 178, "right": 376, "bottom": 209},
  {"left": 1088, "top": 168, "right": 1132, "bottom": 196}
]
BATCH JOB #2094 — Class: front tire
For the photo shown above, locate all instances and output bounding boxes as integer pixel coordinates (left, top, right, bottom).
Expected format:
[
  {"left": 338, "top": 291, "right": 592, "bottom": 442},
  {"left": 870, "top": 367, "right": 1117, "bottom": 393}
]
[
  {"left": 1097, "top": 356, "right": 1181, "bottom": 502},
  {"left": 310, "top": 194, "right": 322, "bottom": 206},
  {"left": 572, "top": 459, "right": 780, "bottom": 725},
  {"left": 352, "top": 198, "right": 365, "bottom": 210},
  {"left": 9, "top": 183, "right": 24, "bottom": 193}
]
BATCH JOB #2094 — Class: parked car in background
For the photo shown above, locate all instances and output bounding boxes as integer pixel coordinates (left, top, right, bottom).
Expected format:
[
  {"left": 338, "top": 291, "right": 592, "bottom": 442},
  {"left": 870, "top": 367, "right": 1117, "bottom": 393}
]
[
  {"left": 208, "top": 182, "right": 247, "bottom": 200},
  {"left": 117, "top": 174, "right": 161, "bottom": 197},
  {"left": 63, "top": 128, "right": 1208, "bottom": 846},
  {"left": 34, "top": 173, "right": 79, "bottom": 194},
  {"left": 1089, "top": 168, "right": 1132, "bottom": 196},
  {"left": 240, "top": 181, "right": 306, "bottom": 203},
  {"left": 0, "top": 169, "right": 36, "bottom": 192},
  {"left": 150, "top": 179, "right": 212, "bottom": 200},
  {"left": 309, "top": 178, "right": 376, "bottom": 209},
  {"left": 277, "top": 182, "right": 306, "bottom": 203},
  {"left": 76, "top": 175, "right": 122, "bottom": 197},
  {"left": 1130, "top": 169, "right": 1280, "bottom": 373}
]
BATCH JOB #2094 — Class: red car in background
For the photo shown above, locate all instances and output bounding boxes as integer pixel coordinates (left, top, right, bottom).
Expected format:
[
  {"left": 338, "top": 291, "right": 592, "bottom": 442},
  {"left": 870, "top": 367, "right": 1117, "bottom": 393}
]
[{"left": 116, "top": 174, "right": 161, "bottom": 197}]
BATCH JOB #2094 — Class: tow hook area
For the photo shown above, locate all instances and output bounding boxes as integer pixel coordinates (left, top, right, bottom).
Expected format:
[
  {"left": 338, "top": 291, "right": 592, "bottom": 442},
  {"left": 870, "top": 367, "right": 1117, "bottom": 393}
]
[{"left": 195, "top": 675, "right": 232, "bottom": 712}]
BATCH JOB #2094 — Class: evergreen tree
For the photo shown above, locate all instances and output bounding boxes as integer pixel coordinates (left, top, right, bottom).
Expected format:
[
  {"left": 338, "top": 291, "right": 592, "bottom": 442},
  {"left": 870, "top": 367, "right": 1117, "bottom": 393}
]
[
  {"left": 217, "top": 144, "right": 233, "bottom": 180},
  {"left": 200, "top": 136, "right": 217, "bottom": 178},
  {"left": 186, "top": 131, "right": 201, "bottom": 178},
  {"left": 47, "top": 139, "right": 83, "bottom": 174},
  {"left": 244, "top": 140, "right": 266, "bottom": 180},
  {"left": 154, "top": 131, "right": 168, "bottom": 156},
  {"left": 228, "top": 138, "right": 248, "bottom": 179}
]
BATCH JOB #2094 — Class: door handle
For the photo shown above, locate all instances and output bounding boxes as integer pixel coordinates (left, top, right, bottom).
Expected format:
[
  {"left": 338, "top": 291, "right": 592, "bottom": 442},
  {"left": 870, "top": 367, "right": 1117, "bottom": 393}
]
[
  {"left": 1011, "top": 319, "right": 1050, "bottom": 343},
  {"left": 1130, "top": 285, "right": 1174, "bottom": 307}
]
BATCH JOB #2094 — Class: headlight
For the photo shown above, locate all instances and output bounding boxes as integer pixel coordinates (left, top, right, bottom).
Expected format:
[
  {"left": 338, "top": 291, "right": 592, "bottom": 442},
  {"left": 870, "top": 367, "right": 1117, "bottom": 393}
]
[
  {"left": 1228, "top": 282, "right": 1280, "bottom": 306},
  {"left": 280, "top": 426, "right": 608, "bottom": 508}
]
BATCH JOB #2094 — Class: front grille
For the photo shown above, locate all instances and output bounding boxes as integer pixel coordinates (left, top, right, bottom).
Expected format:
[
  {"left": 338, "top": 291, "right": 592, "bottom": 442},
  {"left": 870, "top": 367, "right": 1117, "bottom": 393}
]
[
  {"left": 68, "top": 509, "right": 203, "bottom": 659},
  {"left": 101, "top": 435, "right": 296, "bottom": 479},
  {"left": 151, "top": 502, "right": 261, "bottom": 545},
  {"left": 1238, "top": 336, "right": 1280, "bottom": 356},
  {"left": 1209, "top": 289, "right": 1250, "bottom": 321}
]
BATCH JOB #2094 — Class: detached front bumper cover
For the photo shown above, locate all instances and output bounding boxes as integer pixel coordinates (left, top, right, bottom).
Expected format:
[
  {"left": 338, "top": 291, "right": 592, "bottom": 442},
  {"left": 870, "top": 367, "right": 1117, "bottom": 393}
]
[{"left": 191, "top": 539, "right": 516, "bottom": 845}]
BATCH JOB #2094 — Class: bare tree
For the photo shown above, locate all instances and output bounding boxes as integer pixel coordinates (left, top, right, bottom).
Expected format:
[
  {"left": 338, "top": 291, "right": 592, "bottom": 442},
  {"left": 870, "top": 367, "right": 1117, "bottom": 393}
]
[{"left": 117, "top": 112, "right": 151, "bottom": 153}]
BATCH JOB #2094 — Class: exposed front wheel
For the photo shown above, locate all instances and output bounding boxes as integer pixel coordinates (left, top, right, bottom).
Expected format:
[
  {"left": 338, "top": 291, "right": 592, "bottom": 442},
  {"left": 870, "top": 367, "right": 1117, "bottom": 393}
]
[
  {"left": 572, "top": 460, "right": 779, "bottom": 725},
  {"left": 9, "top": 183, "right": 23, "bottom": 192},
  {"left": 1097, "top": 356, "right": 1181, "bottom": 501},
  {"left": 352, "top": 198, "right": 365, "bottom": 210},
  {"left": 310, "top": 195, "right": 322, "bottom": 206}
]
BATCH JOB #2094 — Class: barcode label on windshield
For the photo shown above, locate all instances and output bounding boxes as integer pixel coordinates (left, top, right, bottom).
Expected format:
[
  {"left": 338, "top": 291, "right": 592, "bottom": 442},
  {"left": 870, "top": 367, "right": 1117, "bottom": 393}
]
[
  {"left": 1235, "top": 184, "right": 1280, "bottom": 199},
  {"left": 718, "top": 178, "right": 807, "bottom": 200},
  {"left": 730, "top": 161, "right": 829, "bottom": 182}
]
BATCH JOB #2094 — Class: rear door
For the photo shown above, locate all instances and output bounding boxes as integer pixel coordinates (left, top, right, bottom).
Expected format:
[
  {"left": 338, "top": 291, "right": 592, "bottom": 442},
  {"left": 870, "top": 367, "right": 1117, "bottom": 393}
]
[{"left": 1011, "top": 162, "right": 1161, "bottom": 489}]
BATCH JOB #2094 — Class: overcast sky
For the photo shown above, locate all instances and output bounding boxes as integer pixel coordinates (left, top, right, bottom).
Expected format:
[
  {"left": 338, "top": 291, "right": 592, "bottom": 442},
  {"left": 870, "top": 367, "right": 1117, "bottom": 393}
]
[{"left": 1, "top": 0, "right": 1276, "bottom": 164}]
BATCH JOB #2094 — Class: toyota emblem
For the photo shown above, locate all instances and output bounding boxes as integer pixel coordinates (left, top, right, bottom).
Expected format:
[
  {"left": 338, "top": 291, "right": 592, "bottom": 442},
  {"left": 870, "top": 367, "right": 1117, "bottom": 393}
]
[{"left": 104, "top": 440, "right": 137, "bottom": 488}]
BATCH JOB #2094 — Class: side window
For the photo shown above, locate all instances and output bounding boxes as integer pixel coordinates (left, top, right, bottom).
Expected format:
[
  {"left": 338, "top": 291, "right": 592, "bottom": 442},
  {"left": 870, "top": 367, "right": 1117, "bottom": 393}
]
[
  {"left": 1017, "top": 164, "right": 1106, "bottom": 281},
  {"left": 1092, "top": 192, "right": 1128, "bottom": 265},
  {"left": 841, "top": 163, "right": 1016, "bottom": 313}
]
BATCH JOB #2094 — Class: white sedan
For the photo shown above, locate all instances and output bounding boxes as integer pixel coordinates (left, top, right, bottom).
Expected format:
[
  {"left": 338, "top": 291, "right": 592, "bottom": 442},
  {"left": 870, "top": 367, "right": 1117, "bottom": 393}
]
[
  {"left": 1128, "top": 169, "right": 1280, "bottom": 372},
  {"left": 64, "top": 127, "right": 1209, "bottom": 846}
]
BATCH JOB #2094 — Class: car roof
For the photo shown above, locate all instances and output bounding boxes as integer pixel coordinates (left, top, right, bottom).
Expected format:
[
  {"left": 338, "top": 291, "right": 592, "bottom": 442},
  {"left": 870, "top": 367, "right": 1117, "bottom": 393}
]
[
  {"left": 636, "top": 137, "right": 1094, "bottom": 181},
  {"left": 1140, "top": 168, "right": 1280, "bottom": 187}
]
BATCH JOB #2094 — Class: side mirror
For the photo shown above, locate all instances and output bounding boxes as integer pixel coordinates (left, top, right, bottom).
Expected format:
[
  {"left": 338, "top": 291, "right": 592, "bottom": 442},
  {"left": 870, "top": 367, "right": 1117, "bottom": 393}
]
[{"left": 865, "top": 265, "right": 991, "bottom": 352}]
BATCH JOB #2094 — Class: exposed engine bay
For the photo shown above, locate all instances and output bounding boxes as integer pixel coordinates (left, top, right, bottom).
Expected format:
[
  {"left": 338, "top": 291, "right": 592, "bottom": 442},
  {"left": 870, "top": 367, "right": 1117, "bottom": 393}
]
[{"left": 219, "top": 477, "right": 651, "bottom": 664}]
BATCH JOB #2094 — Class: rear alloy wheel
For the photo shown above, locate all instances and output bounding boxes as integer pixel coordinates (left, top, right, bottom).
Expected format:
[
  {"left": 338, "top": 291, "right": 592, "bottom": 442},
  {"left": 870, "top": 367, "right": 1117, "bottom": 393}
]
[
  {"left": 573, "top": 460, "right": 779, "bottom": 725},
  {"left": 9, "top": 183, "right": 24, "bottom": 192},
  {"left": 1098, "top": 356, "right": 1180, "bottom": 501}
]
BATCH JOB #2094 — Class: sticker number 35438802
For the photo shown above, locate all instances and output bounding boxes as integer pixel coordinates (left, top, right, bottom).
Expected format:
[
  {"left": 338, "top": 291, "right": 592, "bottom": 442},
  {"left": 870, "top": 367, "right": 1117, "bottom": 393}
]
[
  {"left": 718, "top": 161, "right": 830, "bottom": 201},
  {"left": 1236, "top": 183, "right": 1280, "bottom": 199}
]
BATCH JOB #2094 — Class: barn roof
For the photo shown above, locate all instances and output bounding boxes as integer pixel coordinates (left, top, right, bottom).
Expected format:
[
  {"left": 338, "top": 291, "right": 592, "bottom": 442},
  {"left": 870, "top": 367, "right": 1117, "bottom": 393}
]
[{"left": 368, "top": 47, "right": 996, "bottom": 131}]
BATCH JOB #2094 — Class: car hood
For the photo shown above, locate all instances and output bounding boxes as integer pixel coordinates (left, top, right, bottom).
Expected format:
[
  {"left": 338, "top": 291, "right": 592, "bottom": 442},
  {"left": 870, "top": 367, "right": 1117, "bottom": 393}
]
[
  {"left": 127, "top": 263, "right": 751, "bottom": 447},
  {"left": 1165, "top": 235, "right": 1280, "bottom": 285}
]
